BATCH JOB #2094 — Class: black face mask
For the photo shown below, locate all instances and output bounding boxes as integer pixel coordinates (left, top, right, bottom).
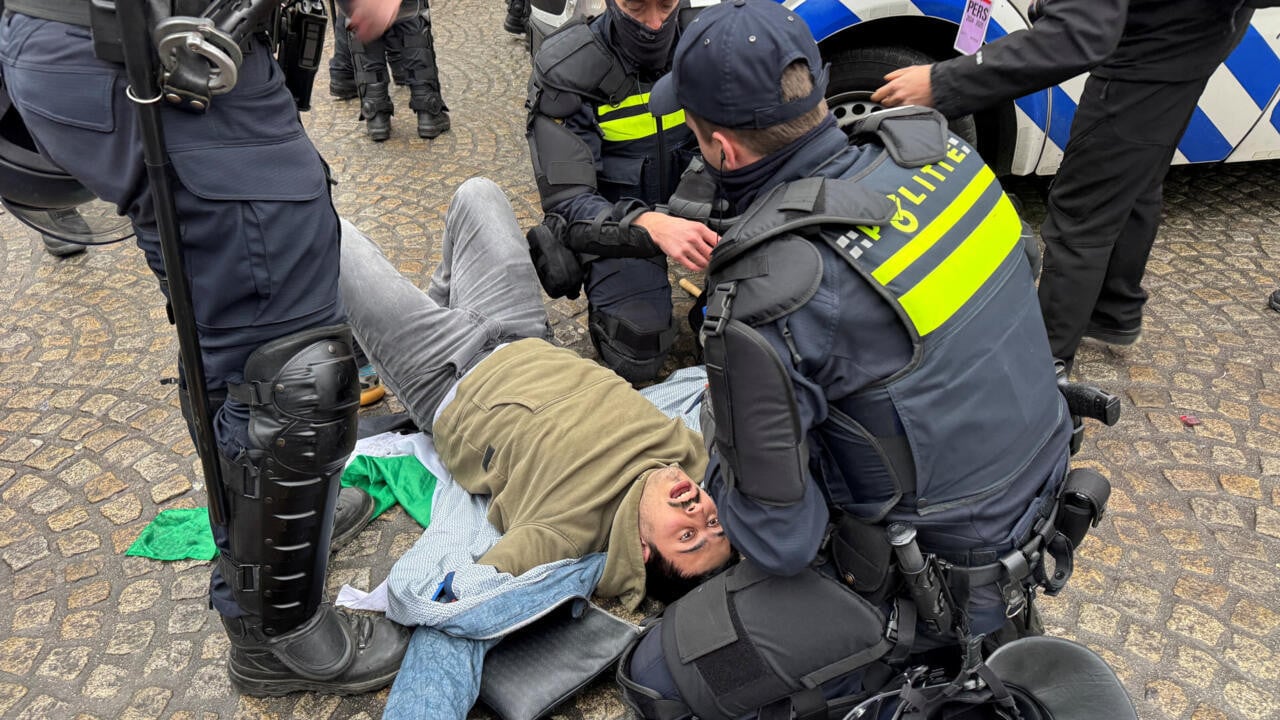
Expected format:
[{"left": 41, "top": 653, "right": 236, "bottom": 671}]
[{"left": 608, "top": 1, "right": 678, "bottom": 71}]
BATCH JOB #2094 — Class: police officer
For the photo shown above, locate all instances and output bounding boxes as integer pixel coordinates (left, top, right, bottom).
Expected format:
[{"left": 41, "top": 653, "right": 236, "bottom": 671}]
[
  {"left": 347, "top": 0, "right": 449, "bottom": 141},
  {"left": 872, "top": 0, "right": 1257, "bottom": 372},
  {"left": 617, "top": 2, "right": 1084, "bottom": 715},
  {"left": 328, "top": 1, "right": 408, "bottom": 100},
  {"left": 524, "top": 0, "right": 719, "bottom": 383},
  {"left": 0, "top": 0, "right": 408, "bottom": 695}
]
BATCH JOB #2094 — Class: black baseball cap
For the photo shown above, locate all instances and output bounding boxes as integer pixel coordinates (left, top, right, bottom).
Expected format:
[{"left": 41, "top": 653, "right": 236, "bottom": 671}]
[{"left": 648, "top": 0, "right": 829, "bottom": 129}]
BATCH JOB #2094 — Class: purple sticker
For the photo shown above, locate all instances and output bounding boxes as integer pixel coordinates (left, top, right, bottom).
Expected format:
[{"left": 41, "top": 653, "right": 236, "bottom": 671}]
[{"left": 954, "top": 0, "right": 992, "bottom": 56}]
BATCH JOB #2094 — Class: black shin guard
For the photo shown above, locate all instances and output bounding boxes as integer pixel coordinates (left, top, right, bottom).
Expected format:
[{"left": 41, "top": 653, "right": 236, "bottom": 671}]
[{"left": 218, "top": 325, "right": 360, "bottom": 637}]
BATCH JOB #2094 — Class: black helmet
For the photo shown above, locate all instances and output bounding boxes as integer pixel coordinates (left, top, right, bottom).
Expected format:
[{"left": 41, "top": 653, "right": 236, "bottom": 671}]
[
  {"left": 0, "top": 79, "right": 132, "bottom": 243},
  {"left": 842, "top": 637, "right": 1137, "bottom": 720}
]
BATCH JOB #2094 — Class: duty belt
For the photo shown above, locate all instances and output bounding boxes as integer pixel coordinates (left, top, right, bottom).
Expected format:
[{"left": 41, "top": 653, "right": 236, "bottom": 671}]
[
  {"left": 6, "top": 0, "right": 123, "bottom": 64},
  {"left": 6, "top": 0, "right": 91, "bottom": 26}
]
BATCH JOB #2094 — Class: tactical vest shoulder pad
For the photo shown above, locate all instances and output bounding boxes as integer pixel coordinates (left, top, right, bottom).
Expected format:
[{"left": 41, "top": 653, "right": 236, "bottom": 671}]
[
  {"left": 701, "top": 236, "right": 819, "bottom": 508},
  {"left": 658, "top": 561, "right": 890, "bottom": 720},
  {"left": 849, "top": 106, "right": 950, "bottom": 167},
  {"left": 709, "top": 235, "right": 822, "bottom": 327},
  {"left": 532, "top": 19, "right": 632, "bottom": 109},
  {"left": 711, "top": 176, "right": 895, "bottom": 271}
]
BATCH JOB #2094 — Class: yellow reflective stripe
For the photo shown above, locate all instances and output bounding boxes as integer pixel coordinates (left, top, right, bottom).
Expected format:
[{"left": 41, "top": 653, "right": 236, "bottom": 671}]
[
  {"left": 599, "top": 108, "right": 685, "bottom": 141},
  {"left": 596, "top": 92, "right": 685, "bottom": 142},
  {"left": 597, "top": 92, "right": 652, "bottom": 116},
  {"left": 897, "top": 194, "right": 1022, "bottom": 336},
  {"left": 872, "top": 165, "right": 998, "bottom": 285}
]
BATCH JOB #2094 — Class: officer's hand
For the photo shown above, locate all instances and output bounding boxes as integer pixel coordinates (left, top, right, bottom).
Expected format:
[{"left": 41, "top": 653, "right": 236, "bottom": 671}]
[
  {"left": 347, "top": 0, "right": 400, "bottom": 42},
  {"left": 870, "top": 65, "right": 936, "bottom": 108},
  {"left": 636, "top": 212, "right": 719, "bottom": 272}
]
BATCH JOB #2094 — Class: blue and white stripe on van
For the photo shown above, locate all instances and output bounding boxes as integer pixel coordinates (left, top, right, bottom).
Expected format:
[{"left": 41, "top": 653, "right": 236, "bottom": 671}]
[{"left": 781, "top": 0, "right": 1280, "bottom": 175}]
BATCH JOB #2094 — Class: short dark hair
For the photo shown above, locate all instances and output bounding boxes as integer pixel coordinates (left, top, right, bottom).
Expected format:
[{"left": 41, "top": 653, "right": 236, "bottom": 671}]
[
  {"left": 687, "top": 60, "right": 829, "bottom": 158},
  {"left": 644, "top": 547, "right": 740, "bottom": 605}
]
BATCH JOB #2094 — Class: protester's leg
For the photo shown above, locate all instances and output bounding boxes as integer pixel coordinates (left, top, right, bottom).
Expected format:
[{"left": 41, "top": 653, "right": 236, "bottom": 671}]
[
  {"left": 340, "top": 179, "right": 549, "bottom": 428},
  {"left": 433, "top": 178, "right": 550, "bottom": 338}
]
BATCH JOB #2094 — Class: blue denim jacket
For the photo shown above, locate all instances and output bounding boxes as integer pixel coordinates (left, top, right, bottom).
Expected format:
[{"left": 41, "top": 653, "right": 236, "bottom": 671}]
[{"left": 383, "top": 553, "right": 606, "bottom": 720}]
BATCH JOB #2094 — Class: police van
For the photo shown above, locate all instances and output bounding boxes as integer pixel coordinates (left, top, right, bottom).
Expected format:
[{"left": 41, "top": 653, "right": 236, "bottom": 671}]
[{"left": 527, "top": 0, "right": 1280, "bottom": 176}]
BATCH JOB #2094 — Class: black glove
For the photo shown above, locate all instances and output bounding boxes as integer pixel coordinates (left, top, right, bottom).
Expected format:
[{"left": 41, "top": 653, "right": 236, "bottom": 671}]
[{"left": 527, "top": 215, "right": 583, "bottom": 300}]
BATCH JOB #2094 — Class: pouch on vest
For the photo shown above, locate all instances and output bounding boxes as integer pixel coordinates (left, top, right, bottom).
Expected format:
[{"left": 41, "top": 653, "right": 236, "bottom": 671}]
[
  {"left": 659, "top": 561, "right": 891, "bottom": 720},
  {"left": 830, "top": 514, "right": 896, "bottom": 603},
  {"left": 1054, "top": 467, "right": 1110, "bottom": 550}
]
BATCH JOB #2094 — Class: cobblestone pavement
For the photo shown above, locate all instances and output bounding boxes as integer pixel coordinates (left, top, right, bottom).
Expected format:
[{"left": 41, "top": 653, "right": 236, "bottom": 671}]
[{"left": 2, "top": 0, "right": 1279, "bottom": 717}]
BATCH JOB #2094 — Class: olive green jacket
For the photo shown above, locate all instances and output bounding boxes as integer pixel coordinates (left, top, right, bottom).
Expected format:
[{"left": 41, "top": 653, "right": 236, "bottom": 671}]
[{"left": 433, "top": 339, "right": 707, "bottom": 611}]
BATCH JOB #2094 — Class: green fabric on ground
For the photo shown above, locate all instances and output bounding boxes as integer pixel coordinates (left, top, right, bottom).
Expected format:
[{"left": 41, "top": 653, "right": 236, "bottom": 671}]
[
  {"left": 125, "top": 507, "right": 219, "bottom": 561},
  {"left": 124, "top": 454, "right": 438, "bottom": 562},
  {"left": 340, "top": 454, "right": 437, "bottom": 527}
]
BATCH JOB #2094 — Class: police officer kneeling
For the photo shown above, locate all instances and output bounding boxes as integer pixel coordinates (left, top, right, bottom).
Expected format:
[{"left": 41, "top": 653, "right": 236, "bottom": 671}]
[{"left": 616, "top": 2, "right": 1121, "bottom": 717}]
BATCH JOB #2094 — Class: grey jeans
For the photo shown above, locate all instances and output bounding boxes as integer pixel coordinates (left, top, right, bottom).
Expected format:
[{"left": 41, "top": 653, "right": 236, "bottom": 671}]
[{"left": 339, "top": 178, "right": 552, "bottom": 430}]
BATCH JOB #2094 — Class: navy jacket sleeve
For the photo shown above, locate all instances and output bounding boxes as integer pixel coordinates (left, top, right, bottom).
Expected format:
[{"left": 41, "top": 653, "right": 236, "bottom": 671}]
[
  {"left": 930, "top": 0, "right": 1127, "bottom": 119},
  {"left": 704, "top": 445, "right": 830, "bottom": 577}
]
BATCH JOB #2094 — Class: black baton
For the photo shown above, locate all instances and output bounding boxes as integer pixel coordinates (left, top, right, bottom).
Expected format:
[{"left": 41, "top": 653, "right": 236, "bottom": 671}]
[{"left": 115, "top": 0, "right": 226, "bottom": 526}]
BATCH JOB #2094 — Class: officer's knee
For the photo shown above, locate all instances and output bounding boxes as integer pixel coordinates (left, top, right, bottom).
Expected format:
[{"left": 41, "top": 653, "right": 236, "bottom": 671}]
[{"left": 589, "top": 308, "right": 676, "bottom": 383}]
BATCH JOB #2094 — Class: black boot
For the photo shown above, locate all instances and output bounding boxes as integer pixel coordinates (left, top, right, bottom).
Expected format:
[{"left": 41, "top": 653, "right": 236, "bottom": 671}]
[
  {"left": 223, "top": 606, "right": 410, "bottom": 696},
  {"left": 329, "top": 73, "right": 358, "bottom": 101},
  {"left": 1270, "top": 288, "right": 1280, "bottom": 313},
  {"left": 503, "top": 0, "right": 529, "bottom": 34},
  {"left": 330, "top": 486, "right": 375, "bottom": 552},
  {"left": 359, "top": 82, "right": 394, "bottom": 142},
  {"left": 409, "top": 84, "right": 450, "bottom": 139}
]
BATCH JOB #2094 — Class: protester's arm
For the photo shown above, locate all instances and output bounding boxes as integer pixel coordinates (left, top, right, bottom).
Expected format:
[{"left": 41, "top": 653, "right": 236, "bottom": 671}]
[
  {"left": 478, "top": 524, "right": 580, "bottom": 577},
  {"left": 873, "top": 0, "right": 1128, "bottom": 118}
]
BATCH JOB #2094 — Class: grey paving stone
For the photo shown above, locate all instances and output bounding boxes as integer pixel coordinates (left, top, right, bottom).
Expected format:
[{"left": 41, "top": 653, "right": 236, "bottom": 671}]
[{"left": 1, "top": 0, "right": 1279, "bottom": 717}]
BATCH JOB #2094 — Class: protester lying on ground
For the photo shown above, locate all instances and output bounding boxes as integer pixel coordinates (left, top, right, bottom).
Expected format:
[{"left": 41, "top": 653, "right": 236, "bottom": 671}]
[{"left": 338, "top": 177, "right": 735, "bottom": 613}]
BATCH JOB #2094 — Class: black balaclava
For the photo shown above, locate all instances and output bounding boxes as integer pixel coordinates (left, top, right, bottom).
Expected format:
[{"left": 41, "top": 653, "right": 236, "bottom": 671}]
[{"left": 607, "top": 0, "right": 679, "bottom": 72}]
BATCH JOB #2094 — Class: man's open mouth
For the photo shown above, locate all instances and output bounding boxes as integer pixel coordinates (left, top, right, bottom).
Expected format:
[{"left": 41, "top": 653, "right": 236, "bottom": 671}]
[{"left": 669, "top": 479, "right": 694, "bottom": 501}]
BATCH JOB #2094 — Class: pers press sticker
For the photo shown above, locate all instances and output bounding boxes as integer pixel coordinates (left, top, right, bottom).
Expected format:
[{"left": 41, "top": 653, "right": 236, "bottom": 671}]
[{"left": 954, "top": 0, "right": 992, "bottom": 56}]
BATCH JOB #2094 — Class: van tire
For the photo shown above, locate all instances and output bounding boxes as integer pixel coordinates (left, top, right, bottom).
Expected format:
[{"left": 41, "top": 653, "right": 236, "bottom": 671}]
[{"left": 826, "top": 45, "right": 979, "bottom": 146}]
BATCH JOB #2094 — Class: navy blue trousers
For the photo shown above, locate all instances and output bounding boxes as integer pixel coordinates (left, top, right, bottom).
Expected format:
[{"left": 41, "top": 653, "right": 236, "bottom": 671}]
[{"left": 0, "top": 13, "right": 345, "bottom": 617}]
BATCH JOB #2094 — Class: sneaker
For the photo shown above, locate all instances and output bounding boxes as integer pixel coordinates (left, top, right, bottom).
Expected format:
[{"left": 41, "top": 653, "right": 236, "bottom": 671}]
[
  {"left": 359, "top": 364, "right": 386, "bottom": 406},
  {"left": 1082, "top": 322, "right": 1141, "bottom": 347},
  {"left": 1269, "top": 288, "right": 1280, "bottom": 313}
]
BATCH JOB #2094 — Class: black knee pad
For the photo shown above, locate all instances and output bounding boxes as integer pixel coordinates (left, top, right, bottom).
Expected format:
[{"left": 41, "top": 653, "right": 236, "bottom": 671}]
[
  {"left": 588, "top": 306, "right": 676, "bottom": 383},
  {"left": 585, "top": 256, "right": 675, "bottom": 383}
]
